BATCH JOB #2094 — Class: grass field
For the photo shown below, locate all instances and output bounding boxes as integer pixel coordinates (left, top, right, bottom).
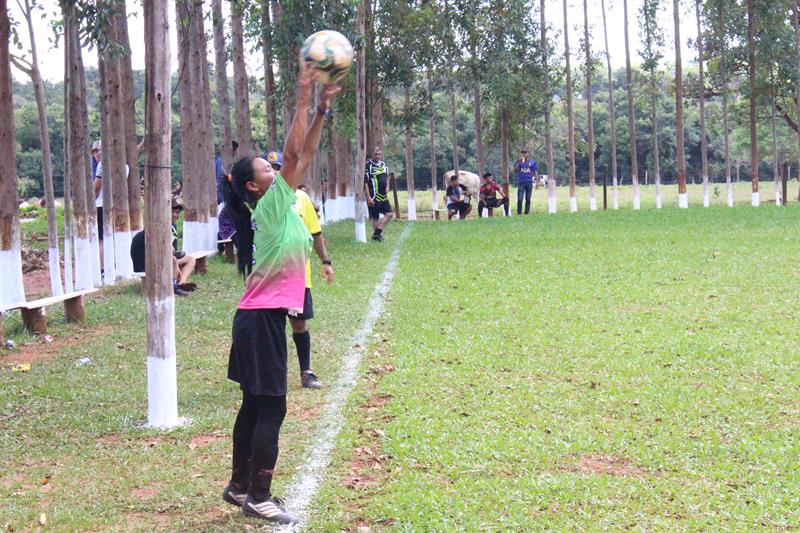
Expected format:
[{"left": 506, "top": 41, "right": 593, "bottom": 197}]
[{"left": 4, "top": 204, "right": 800, "bottom": 530}]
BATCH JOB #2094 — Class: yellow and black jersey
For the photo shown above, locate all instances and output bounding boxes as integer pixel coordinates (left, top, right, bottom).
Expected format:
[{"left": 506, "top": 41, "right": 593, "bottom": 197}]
[{"left": 364, "top": 159, "right": 389, "bottom": 202}]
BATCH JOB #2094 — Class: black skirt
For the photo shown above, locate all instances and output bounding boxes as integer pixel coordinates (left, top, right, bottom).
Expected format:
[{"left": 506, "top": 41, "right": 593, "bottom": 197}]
[{"left": 228, "top": 308, "right": 289, "bottom": 396}]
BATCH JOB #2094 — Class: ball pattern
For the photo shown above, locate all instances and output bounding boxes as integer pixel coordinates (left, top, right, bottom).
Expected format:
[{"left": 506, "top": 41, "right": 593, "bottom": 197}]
[{"left": 300, "top": 30, "right": 354, "bottom": 84}]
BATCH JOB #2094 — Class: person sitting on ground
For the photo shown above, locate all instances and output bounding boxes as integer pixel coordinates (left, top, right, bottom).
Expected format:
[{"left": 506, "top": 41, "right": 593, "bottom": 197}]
[
  {"left": 478, "top": 172, "right": 510, "bottom": 217},
  {"left": 129, "top": 200, "right": 197, "bottom": 296},
  {"left": 445, "top": 175, "right": 472, "bottom": 220}
]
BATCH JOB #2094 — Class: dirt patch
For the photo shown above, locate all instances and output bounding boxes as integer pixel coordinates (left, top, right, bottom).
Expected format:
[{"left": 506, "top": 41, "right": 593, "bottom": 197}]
[
  {"left": 367, "top": 363, "right": 395, "bottom": 376},
  {"left": 119, "top": 511, "right": 171, "bottom": 529},
  {"left": 363, "top": 394, "right": 392, "bottom": 410},
  {"left": 566, "top": 454, "right": 650, "bottom": 477},
  {"left": 131, "top": 485, "right": 159, "bottom": 500},
  {"left": 189, "top": 430, "right": 227, "bottom": 449},
  {"left": 287, "top": 403, "right": 318, "bottom": 421},
  {"left": 0, "top": 324, "right": 114, "bottom": 368},
  {"left": 97, "top": 434, "right": 122, "bottom": 446}
]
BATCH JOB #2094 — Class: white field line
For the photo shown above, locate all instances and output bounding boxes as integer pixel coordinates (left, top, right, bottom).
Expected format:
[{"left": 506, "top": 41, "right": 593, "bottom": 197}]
[{"left": 278, "top": 223, "right": 411, "bottom": 531}]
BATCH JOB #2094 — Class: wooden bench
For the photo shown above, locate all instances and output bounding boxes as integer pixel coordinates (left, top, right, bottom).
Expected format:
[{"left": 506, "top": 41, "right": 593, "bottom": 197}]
[
  {"left": 3, "top": 289, "right": 98, "bottom": 335},
  {"left": 187, "top": 250, "right": 218, "bottom": 274},
  {"left": 217, "top": 239, "right": 235, "bottom": 263}
]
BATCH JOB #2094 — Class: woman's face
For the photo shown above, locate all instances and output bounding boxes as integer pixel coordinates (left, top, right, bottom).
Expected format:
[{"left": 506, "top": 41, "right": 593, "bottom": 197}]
[{"left": 245, "top": 158, "right": 276, "bottom": 198}]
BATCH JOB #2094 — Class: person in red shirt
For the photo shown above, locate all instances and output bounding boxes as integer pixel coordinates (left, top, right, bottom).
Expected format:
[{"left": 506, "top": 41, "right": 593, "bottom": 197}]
[{"left": 478, "top": 172, "right": 509, "bottom": 217}]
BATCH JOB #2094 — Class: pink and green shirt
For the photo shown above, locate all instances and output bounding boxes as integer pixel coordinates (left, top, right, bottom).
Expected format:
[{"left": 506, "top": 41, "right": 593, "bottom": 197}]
[{"left": 238, "top": 173, "right": 312, "bottom": 312}]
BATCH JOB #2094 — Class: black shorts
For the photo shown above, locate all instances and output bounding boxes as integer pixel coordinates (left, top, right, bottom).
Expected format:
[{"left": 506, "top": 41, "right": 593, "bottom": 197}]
[
  {"left": 228, "top": 308, "right": 289, "bottom": 396},
  {"left": 368, "top": 200, "right": 393, "bottom": 220},
  {"left": 448, "top": 202, "right": 471, "bottom": 216},
  {"left": 288, "top": 288, "right": 314, "bottom": 321},
  {"left": 97, "top": 207, "right": 104, "bottom": 240}
]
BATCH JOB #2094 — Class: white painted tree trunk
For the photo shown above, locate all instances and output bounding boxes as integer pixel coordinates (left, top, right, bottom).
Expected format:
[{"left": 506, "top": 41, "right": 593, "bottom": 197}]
[
  {"left": 703, "top": 176, "right": 710, "bottom": 207},
  {"left": 569, "top": 196, "right": 578, "bottom": 212},
  {"left": 114, "top": 230, "right": 133, "bottom": 279},
  {"left": 612, "top": 176, "right": 619, "bottom": 209},
  {"left": 775, "top": 188, "right": 782, "bottom": 206},
  {"left": 589, "top": 196, "right": 597, "bottom": 211},
  {"left": 48, "top": 248, "right": 62, "bottom": 296},
  {"left": 355, "top": 218, "right": 367, "bottom": 242},
  {"left": 89, "top": 224, "right": 102, "bottom": 286},
  {"left": 633, "top": 188, "right": 641, "bottom": 210},
  {"left": 0, "top": 235, "right": 25, "bottom": 306},
  {"left": 431, "top": 188, "right": 438, "bottom": 217},
  {"left": 655, "top": 174, "right": 662, "bottom": 209},
  {"left": 679, "top": 193, "right": 688, "bottom": 208},
  {"left": 727, "top": 185, "right": 734, "bottom": 207},
  {"left": 751, "top": 191, "right": 760, "bottom": 206},
  {"left": 147, "top": 296, "right": 178, "bottom": 427},
  {"left": 74, "top": 237, "right": 93, "bottom": 290},
  {"left": 102, "top": 231, "right": 116, "bottom": 285},
  {"left": 548, "top": 176, "right": 557, "bottom": 214},
  {"left": 182, "top": 221, "right": 205, "bottom": 253},
  {"left": 208, "top": 216, "right": 219, "bottom": 250},
  {"left": 63, "top": 234, "right": 74, "bottom": 293},
  {"left": 407, "top": 197, "right": 417, "bottom": 220}
]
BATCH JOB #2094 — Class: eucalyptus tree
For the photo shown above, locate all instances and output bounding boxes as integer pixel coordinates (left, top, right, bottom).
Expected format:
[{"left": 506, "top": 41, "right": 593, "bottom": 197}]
[
  {"left": 601, "top": 0, "right": 618, "bottom": 208},
  {"left": 11, "top": 0, "right": 63, "bottom": 295},
  {"left": 695, "top": 0, "right": 710, "bottom": 206},
  {"left": 260, "top": 0, "right": 278, "bottom": 151},
  {"left": 0, "top": 0, "right": 25, "bottom": 306},
  {"left": 583, "top": 0, "right": 597, "bottom": 210},
  {"left": 640, "top": 0, "right": 664, "bottom": 208},
  {"left": 747, "top": 0, "right": 759, "bottom": 205},
  {"left": 795, "top": 0, "right": 800, "bottom": 195},
  {"left": 232, "top": 0, "right": 254, "bottom": 157},
  {"left": 212, "top": 0, "right": 234, "bottom": 173},
  {"left": 623, "top": 0, "right": 641, "bottom": 209},
  {"left": 709, "top": 0, "right": 734, "bottom": 206},
  {"left": 143, "top": 0, "right": 180, "bottom": 428},
  {"left": 457, "top": 0, "right": 487, "bottom": 177},
  {"left": 564, "top": 0, "right": 577, "bottom": 212},
  {"left": 355, "top": 0, "right": 367, "bottom": 241},
  {"left": 674, "top": 0, "right": 688, "bottom": 208},
  {"left": 541, "top": 0, "right": 556, "bottom": 213}
]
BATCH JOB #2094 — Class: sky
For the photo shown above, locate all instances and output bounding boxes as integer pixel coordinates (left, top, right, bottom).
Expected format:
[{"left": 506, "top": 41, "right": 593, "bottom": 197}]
[{"left": 8, "top": 0, "right": 699, "bottom": 85}]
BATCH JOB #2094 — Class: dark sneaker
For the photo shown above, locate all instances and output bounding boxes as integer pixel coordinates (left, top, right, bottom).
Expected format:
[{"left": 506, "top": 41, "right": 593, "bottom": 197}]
[
  {"left": 371, "top": 233, "right": 383, "bottom": 242},
  {"left": 222, "top": 483, "right": 247, "bottom": 507},
  {"left": 301, "top": 370, "right": 323, "bottom": 389},
  {"left": 242, "top": 495, "right": 298, "bottom": 524},
  {"left": 174, "top": 286, "right": 190, "bottom": 296},
  {"left": 178, "top": 282, "right": 197, "bottom": 292}
]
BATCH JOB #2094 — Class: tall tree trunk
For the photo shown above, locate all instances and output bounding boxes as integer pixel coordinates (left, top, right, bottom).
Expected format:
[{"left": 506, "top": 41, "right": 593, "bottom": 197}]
[
  {"left": 212, "top": 0, "right": 234, "bottom": 172},
  {"left": 115, "top": 3, "right": 141, "bottom": 231},
  {"left": 474, "top": 81, "right": 485, "bottom": 178},
  {"left": 770, "top": 65, "right": 780, "bottom": 205},
  {"left": 564, "top": 0, "right": 577, "bottom": 212},
  {"left": 601, "top": 0, "right": 618, "bottom": 209},
  {"left": 674, "top": 0, "right": 688, "bottom": 208},
  {"left": 144, "top": 0, "right": 179, "bottom": 428},
  {"left": 231, "top": 0, "right": 254, "bottom": 157},
  {"left": 696, "top": 0, "right": 709, "bottom": 207},
  {"left": 584, "top": 0, "right": 596, "bottom": 211},
  {"left": 354, "top": 0, "right": 368, "bottom": 242},
  {"left": 62, "top": 65, "right": 74, "bottom": 293},
  {"left": 98, "top": 57, "right": 116, "bottom": 284},
  {"left": 428, "top": 68, "right": 439, "bottom": 215},
  {"left": 542, "top": 0, "right": 556, "bottom": 214},
  {"left": 500, "top": 107, "right": 510, "bottom": 208},
  {"left": 176, "top": 0, "right": 198, "bottom": 249},
  {"left": 194, "top": 0, "right": 217, "bottom": 248},
  {"left": 747, "top": 0, "right": 759, "bottom": 205},
  {"left": 15, "top": 0, "right": 62, "bottom": 295},
  {"left": 260, "top": 0, "right": 278, "bottom": 150},
  {"left": 0, "top": 0, "right": 25, "bottom": 305},
  {"left": 326, "top": 120, "right": 339, "bottom": 222},
  {"left": 794, "top": 0, "right": 800, "bottom": 201},
  {"left": 624, "top": 0, "right": 640, "bottom": 209},
  {"left": 404, "top": 83, "right": 416, "bottom": 220},
  {"left": 64, "top": 9, "right": 93, "bottom": 291},
  {"left": 104, "top": 5, "right": 134, "bottom": 280},
  {"left": 650, "top": 74, "right": 662, "bottom": 209},
  {"left": 449, "top": 77, "right": 459, "bottom": 180},
  {"left": 720, "top": 1, "right": 733, "bottom": 207}
]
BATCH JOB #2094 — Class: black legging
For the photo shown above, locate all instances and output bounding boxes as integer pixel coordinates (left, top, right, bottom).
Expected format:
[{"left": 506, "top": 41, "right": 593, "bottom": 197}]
[{"left": 231, "top": 391, "right": 287, "bottom": 500}]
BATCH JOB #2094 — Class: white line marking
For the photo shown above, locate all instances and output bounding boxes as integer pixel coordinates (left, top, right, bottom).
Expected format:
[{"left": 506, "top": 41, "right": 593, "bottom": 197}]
[{"left": 278, "top": 224, "right": 412, "bottom": 531}]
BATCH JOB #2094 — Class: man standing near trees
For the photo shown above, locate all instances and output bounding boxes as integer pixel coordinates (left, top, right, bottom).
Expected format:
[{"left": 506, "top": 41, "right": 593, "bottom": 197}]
[
  {"left": 364, "top": 146, "right": 393, "bottom": 242},
  {"left": 513, "top": 148, "right": 538, "bottom": 215}
]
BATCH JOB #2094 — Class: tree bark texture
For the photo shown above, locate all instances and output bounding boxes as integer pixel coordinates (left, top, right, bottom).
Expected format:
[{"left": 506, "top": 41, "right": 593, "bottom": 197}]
[
  {"left": 473, "top": 80, "right": 485, "bottom": 178},
  {"left": 98, "top": 57, "right": 116, "bottom": 282},
  {"left": 404, "top": 84, "right": 416, "bottom": 219},
  {"left": 232, "top": 0, "right": 254, "bottom": 157},
  {"left": 564, "top": 0, "right": 577, "bottom": 205},
  {"left": 212, "top": 0, "right": 234, "bottom": 174},
  {"left": 747, "top": 0, "right": 759, "bottom": 196},
  {"left": 623, "top": 0, "right": 640, "bottom": 203},
  {"left": 542, "top": 0, "right": 556, "bottom": 211},
  {"left": 428, "top": 68, "right": 438, "bottom": 197},
  {"left": 0, "top": 0, "right": 25, "bottom": 305},
  {"left": 584, "top": 0, "right": 596, "bottom": 209},
  {"left": 115, "top": 2, "right": 142, "bottom": 230},
  {"left": 674, "top": 0, "right": 688, "bottom": 197},
  {"left": 260, "top": 0, "right": 278, "bottom": 151},
  {"left": 720, "top": 1, "right": 733, "bottom": 206},
  {"left": 601, "top": 0, "right": 618, "bottom": 190},
  {"left": 695, "top": 0, "right": 709, "bottom": 204},
  {"left": 794, "top": 0, "right": 800, "bottom": 192},
  {"left": 355, "top": 0, "right": 367, "bottom": 242},
  {"left": 449, "top": 77, "right": 459, "bottom": 179}
]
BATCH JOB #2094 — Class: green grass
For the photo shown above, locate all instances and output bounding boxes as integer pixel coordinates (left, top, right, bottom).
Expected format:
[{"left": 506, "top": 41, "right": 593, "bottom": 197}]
[
  {"left": 310, "top": 205, "right": 800, "bottom": 530},
  {"left": 4, "top": 205, "right": 800, "bottom": 530}
]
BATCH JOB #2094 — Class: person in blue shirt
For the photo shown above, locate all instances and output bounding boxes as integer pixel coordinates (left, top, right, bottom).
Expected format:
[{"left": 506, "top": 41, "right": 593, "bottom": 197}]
[{"left": 513, "top": 149, "right": 539, "bottom": 215}]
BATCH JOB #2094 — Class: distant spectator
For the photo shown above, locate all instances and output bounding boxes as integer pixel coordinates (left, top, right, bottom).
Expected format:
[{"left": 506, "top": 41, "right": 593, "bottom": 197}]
[
  {"left": 478, "top": 172, "right": 509, "bottom": 217},
  {"left": 513, "top": 148, "right": 538, "bottom": 215},
  {"left": 364, "top": 146, "right": 393, "bottom": 241},
  {"left": 446, "top": 175, "right": 472, "bottom": 220}
]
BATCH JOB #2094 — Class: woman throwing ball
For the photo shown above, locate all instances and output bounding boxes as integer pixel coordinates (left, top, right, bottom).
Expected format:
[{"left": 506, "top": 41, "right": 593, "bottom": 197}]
[{"left": 221, "top": 63, "right": 340, "bottom": 524}]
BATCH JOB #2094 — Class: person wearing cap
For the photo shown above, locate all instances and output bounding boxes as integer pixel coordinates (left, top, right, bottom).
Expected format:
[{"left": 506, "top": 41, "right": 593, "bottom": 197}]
[
  {"left": 513, "top": 148, "right": 539, "bottom": 215},
  {"left": 265, "top": 149, "right": 333, "bottom": 389},
  {"left": 129, "top": 199, "right": 197, "bottom": 296}
]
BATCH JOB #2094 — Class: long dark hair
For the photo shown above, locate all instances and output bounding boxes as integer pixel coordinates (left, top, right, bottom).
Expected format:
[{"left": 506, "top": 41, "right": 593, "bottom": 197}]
[{"left": 222, "top": 156, "right": 258, "bottom": 279}]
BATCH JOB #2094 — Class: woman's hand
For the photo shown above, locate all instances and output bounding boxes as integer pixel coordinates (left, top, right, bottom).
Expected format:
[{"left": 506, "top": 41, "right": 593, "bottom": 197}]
[
  {"left": 318, "top": 84, "right": 342, "bottom": 111},
  {"left": 297, "top": 62, "right": 317, "bottom": 102}
]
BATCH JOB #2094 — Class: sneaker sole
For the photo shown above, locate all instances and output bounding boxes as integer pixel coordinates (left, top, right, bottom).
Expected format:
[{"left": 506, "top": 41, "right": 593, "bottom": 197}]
[
  {"left": 222, "top": 490, "right": 246, "bottom": 508},
  {"left": 242, "top": 505, "right": 297, "bottom": 524}
]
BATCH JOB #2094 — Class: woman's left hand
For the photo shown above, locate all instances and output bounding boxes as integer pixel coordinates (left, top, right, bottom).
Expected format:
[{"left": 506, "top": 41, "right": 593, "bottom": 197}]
[{"left": 318, "top": 84, "right": 342, "bottom": 111}]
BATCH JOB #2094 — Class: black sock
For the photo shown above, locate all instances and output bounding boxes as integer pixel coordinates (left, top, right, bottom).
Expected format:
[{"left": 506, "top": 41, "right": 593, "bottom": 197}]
[
  {"left": 374, "top": 227, "right": 383, "bottom": 235},
  {"left": 293, "top": 331, "right": 311, "bottom": 373}
]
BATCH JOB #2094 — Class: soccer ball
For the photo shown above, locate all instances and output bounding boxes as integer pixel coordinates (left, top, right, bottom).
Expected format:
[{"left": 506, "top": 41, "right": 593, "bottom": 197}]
[{"left": 300, "top": 30, "right": 354, "bottom": 84}]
